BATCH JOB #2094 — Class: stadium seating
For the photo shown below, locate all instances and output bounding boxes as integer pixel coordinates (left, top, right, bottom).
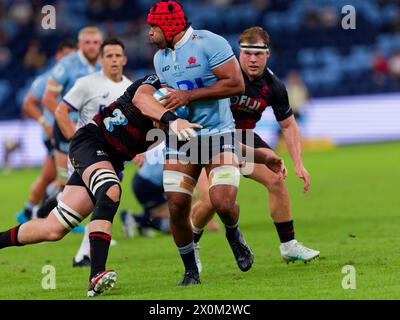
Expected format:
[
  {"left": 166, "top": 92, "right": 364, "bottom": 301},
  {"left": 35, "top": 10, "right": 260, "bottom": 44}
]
[{"left": 0, "top": 0, "right": 399, "bottom": 119}]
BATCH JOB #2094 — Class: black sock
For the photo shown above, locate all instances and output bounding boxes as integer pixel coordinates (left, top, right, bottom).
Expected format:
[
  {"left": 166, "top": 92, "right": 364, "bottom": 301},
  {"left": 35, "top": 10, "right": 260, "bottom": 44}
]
[
  {"left": 225, "top": 222, "right": 239, "bottom": 241},
  {"left": 274, "top": 220, "right": 295, "bottom": 243},
  {"left": 193, "top": 230, "right": 203, "bottom": 243},
  {"left": 23, "top": 201, "right": 35, "bottom": 219},
  {"left": 178, "top": 242, "right": 198, "bottom": 272},
  {"left": 36, "top": 192, "right": 59, "bottom": 218},
  {"left": 0, "top": 225, "right": 23, "bottom": 249},
  {"left": 89, "top": 231, "right": 111, "bottom": 280}
]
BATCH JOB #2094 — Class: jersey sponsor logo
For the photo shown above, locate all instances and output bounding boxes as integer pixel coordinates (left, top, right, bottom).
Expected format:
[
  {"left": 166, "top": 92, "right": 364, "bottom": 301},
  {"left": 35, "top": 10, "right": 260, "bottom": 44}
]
[
  {"left": 162, "top": 65, "right": 170, "bottom": 72},
  {"left": 176, "top": 78, "right": 205, "bottom": 90},
  {"left": 143, "top": 74, "right": 159, "bottom": 85},
  {"left": 103, "top": 108, "right": 128, "bottom": 132},
  {"left": 231, "top": 95, "right": 267, "bottom": 113}
]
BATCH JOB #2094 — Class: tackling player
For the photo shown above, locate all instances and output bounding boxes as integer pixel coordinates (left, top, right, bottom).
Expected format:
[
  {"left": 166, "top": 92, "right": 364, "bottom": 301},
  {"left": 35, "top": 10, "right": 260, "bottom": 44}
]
[
  {"left": 54, "top": 38, "right": 132, "bottom": 267},
  {"left": 0, "top": 73, "right": 205, "bottom": 296}
]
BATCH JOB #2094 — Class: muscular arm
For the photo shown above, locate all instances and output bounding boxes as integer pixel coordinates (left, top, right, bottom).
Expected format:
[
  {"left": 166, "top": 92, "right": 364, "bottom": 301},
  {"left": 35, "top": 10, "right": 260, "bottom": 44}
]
[
  {"left": 132, "top": 84, "right": 170, "bottom": 121},
  {"left": 42, "top": 79, "right": 62, "bottom": 115},
  {"left": 279, "top": 115, "right": 310, "bottom": 192},
  {"left": 190, "top": 58, "right": 245, "bottom": 100},
  {"left": 55, "top": 101, "right": 76, "bottom": 140},
  {"left": 161, "top": 58, "right": 245, "bottom": 109},
  {"left": 23, "top": 93, "right": 52, "bottom": 137}
]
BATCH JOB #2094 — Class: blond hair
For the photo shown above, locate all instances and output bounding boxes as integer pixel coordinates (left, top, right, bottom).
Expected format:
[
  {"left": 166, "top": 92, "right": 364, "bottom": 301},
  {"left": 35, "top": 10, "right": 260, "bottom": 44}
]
[{"left": 78, "top": 26, "right": 103, "bottom": 41}]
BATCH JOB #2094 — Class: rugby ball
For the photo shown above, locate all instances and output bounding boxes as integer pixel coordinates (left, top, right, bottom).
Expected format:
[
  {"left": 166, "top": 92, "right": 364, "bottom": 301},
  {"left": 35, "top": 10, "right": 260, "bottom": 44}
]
[{"left": 153, "top": 88, "right": 189, "bottom": 119}]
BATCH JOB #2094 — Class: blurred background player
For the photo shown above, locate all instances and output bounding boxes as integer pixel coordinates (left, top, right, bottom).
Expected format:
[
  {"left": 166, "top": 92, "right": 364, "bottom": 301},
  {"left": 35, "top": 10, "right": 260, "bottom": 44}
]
[
  {"left": 54, "top": 38, "right": 132, "bottom": 266},
  {"left": 191, "top": 27, "right": 319, "bottom": 265},
  {"left": 16, "top": 40, "right": 76, "bottom": 223},
  {"left": 40, "top": 27, "right": 103, "bottom": 230}
]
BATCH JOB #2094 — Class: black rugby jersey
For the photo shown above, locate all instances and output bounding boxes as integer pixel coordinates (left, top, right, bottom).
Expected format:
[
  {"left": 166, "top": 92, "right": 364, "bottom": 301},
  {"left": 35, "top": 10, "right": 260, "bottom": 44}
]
[
  {"left": 230, "top": 68, "right": 293, "bottom": 130},
  {"left": 92, "top": 74, "right": 161, "bottom": 161}
]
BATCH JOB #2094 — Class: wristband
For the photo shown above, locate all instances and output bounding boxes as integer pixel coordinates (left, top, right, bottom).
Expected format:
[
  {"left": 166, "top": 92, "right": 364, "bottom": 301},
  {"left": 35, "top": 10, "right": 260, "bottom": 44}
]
[
  {"left": 160, "top": 110, "right": 179, "bottom": 124},
  {"left": 38, "top": 116, "right": 50, "bottom": 127}
]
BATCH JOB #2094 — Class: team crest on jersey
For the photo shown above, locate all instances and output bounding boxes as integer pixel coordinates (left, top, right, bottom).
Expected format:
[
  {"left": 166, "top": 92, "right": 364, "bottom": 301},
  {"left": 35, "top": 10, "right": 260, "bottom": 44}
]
[
  {"left": 260, "top": 85, "right": 270, "bottom": 96},
  {"left": 143, "top": 74, "right": 159, "bottom": 85},
  {"left": 186, "top": 56, "right": 201, "bottom": 69}
]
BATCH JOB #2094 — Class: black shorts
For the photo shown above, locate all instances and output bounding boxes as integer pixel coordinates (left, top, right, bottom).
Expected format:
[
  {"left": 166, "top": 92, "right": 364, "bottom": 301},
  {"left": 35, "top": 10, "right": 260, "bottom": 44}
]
[
  {"left": 132, "top": 174, "right": 166, "bottom": 210},
  {"left": 52, "top": 121, "right": 70, "bottom": 154},
  {"left": 238, "top": 130, "right": 271, "bottom": 149},
  {"left": 66, "top": 171, "right": 96, "bottom": 204},
  {"left": 165, "top": 131, "right": 239, "bottom": 163},
  {"left": 69, "top": 123, "right": 125, "bottom": 176}
]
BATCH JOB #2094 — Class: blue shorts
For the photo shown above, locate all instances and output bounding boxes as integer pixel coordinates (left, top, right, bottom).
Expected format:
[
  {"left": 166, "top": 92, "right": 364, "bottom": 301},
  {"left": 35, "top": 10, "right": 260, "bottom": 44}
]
[
  {"left": 165, "top": 131, "right": 239, "bottom": 164},
  {"left": 52, "top": 121, "right": 70, "bottom": 154},
  {"left": 43, "top": 138, "right": 54, "bottom": 156},
  {"left": 132, "top": 173, "right": 166, "bottom": 210}
]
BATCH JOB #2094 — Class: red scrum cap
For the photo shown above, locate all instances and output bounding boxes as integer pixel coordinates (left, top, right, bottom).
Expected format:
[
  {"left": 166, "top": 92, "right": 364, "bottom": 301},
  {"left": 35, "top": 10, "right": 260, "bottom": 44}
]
[{"left": 147, "top": 1, "right": 188, "bottom": 42}]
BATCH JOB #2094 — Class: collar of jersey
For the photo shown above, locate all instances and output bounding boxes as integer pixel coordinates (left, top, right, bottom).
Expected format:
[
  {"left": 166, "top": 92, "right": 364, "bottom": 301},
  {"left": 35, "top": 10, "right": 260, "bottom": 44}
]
[
  {"left": 173, "top": 26, "right": 193, "bottom": 50},
  {"left": 78, "top": 50, "right": 98, "bottom": 68}
]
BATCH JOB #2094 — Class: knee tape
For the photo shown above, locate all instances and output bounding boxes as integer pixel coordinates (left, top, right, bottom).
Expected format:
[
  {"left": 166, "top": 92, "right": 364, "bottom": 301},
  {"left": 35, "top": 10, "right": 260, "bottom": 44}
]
[
  {"left": 54, "top": 200, "right": 84, "bottom": 231},
  {"left": 163, "top": 170, "right": 196, "bottom": 196},
  {"left": 209, "top": 165, "right": 240, "bottom": 188},
  {"left": 89, "top": 168, "right": 121, "bottom": 222},
  {"left": 88, "top": 168, "right": 120, "bottom": 196}
]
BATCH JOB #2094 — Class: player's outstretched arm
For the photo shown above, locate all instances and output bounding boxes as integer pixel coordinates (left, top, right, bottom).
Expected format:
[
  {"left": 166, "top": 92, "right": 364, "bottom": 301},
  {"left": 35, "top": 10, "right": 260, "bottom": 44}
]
[
  {"left": 133, "top": 84, "right": 202, "bottom": 140},
  {"left": 279, "top": 115, "right": 310, "bottom": 192}
]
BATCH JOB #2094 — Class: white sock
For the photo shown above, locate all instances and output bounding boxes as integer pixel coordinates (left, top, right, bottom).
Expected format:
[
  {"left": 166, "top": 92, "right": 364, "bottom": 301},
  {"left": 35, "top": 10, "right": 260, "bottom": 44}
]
[{"left": 74, "top": 224, "right": 90, "bottom": 261}]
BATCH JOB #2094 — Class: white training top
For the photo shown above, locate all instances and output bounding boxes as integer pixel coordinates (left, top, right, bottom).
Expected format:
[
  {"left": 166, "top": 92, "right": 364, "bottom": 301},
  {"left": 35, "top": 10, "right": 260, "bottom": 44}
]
[{"left": 62, "top": 70, "right": 132, "bottom": 130}]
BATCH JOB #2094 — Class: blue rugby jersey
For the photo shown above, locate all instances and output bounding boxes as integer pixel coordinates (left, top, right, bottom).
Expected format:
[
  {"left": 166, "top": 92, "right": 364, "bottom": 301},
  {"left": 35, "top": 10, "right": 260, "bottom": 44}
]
[{"left": 153, "top": 27, "right": 236, "bottom": 134}]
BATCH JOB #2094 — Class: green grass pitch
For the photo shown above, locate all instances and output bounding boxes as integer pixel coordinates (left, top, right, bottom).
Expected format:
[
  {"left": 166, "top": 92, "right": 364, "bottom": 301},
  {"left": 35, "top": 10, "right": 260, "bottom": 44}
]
[{"left": 0, "top": 141, "right": 399, "bottom": 300}]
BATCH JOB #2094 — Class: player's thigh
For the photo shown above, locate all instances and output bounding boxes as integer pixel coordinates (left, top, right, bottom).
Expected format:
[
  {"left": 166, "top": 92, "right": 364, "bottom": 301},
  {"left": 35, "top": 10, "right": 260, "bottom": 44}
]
[
  {"left": 195, "top": 168, "right": 211, "bottom": 203},
  {"left": 58, "top": 184, "right": 94, "bottom": 218}
]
